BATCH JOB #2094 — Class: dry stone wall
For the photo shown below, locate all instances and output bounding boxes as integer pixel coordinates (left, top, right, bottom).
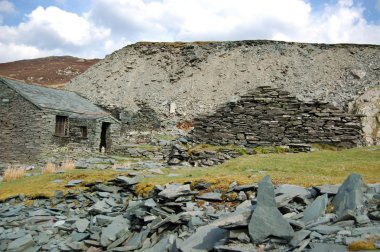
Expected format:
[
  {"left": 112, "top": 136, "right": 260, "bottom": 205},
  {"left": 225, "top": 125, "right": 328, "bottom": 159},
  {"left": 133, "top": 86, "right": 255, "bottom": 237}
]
[{"left": 191, "top": 86, "right": 363, "bottom": 148}]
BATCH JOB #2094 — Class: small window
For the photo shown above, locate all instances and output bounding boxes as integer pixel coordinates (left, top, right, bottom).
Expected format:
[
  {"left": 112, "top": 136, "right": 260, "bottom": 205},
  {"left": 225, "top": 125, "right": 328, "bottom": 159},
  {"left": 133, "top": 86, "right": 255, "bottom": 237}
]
[
  {"left": 55, "top": 115, "right": 68, "bottom": 136},
  {"left": 80, "top": 126, "right": 88, "bottom": 138}
]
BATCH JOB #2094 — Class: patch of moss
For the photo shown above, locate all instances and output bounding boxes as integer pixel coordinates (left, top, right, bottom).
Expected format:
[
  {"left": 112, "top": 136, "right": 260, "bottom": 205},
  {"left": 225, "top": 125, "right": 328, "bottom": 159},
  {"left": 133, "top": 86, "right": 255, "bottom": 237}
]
[
  {"left": 348, "top": 241, "right": 376, "bottom": 251},
  {"left": 253, "top": 146, "right": 288, "bottom": 154}
]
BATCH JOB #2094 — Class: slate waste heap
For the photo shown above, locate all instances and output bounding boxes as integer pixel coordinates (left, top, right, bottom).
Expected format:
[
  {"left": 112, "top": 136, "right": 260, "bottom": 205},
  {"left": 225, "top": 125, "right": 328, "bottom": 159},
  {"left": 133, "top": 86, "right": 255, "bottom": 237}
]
[{"left": 0, "top": 173, "right": 379, "bottom": 251}]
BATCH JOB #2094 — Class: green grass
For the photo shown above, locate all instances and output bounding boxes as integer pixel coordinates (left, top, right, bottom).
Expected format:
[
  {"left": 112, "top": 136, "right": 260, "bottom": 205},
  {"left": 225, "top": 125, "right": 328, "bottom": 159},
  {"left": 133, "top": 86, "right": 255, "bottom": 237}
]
[
  {"left": 1, "top": 146, "right": 380, "bottom": 200},
  {"left": 0, "top": 169, "right": 122, "bottom": 201},
  {"left": 138, "top": 146, "right": 380, "bottom": 193}
]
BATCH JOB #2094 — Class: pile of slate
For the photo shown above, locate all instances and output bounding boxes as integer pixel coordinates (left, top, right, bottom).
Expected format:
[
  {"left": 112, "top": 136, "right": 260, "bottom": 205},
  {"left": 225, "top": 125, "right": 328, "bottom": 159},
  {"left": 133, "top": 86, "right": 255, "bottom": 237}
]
[{"left": 0, "top": 173, "right": 379, "bottom": 251}]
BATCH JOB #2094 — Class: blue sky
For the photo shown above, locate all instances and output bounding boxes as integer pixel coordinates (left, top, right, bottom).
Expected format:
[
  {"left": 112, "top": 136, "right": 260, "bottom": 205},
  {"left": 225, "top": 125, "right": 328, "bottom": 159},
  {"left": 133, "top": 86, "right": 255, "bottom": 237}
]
[{"left": 0, "top": 0, "right": 379, "bottom": 63}]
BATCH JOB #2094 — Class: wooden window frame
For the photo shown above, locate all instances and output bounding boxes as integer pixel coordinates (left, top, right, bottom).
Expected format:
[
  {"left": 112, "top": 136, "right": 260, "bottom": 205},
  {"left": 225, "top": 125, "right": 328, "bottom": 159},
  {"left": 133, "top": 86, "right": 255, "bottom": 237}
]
[
  {"left": 55, "top": 115, "right": 69, "bottom": 137},
  {"left": 80, "top": 126, "right": 88, "bottom": 139}
]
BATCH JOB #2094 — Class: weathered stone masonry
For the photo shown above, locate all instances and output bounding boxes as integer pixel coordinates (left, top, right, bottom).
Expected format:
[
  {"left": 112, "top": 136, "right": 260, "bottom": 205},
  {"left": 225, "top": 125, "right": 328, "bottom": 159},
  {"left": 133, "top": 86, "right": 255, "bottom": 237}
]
[
  {"left": 0, "top": 84, "right": 55, "bottom": 162},
  {"left": 0, "top": 77, "right": 120, "bottom": 163},
  {"left": 190, "top": 86, "right": 363, "bottom": 148}
]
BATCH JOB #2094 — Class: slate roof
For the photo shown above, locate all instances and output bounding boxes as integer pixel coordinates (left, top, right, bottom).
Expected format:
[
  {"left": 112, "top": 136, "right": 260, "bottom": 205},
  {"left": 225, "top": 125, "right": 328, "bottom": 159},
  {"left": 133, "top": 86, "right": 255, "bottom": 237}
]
[{"left": 1, "top": 77, "right": 115, "bottom": 120}]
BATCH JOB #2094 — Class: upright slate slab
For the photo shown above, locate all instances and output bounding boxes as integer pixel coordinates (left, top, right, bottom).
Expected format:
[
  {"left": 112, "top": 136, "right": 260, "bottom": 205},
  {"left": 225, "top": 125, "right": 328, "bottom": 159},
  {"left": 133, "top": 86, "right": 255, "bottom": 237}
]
[
  {"left": 248, "top": 176, "right": 294, "bottom": 243},
  {"left": 302, "top": 194, "right": 328, "bottom": 224},
  {"left": 332, "top": 173, "right": 364, "bottom": 216}
]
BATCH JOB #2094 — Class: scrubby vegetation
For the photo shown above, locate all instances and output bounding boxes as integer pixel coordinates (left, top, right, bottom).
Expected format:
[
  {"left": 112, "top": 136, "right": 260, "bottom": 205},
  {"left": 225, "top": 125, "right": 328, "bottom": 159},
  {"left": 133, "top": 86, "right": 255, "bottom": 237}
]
[{"left": 3, "top": 166, "right": 25, "bottom": 182}]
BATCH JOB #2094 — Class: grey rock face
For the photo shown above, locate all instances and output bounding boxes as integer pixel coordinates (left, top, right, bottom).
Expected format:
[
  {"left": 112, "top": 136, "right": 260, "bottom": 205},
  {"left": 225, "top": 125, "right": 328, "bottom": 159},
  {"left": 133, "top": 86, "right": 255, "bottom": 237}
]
[
  {"left": 248, "top": 176, "right": 294, "bottom": 243},
  {"left": 332, "top": 173, "right": 364, "bottom": 216}
]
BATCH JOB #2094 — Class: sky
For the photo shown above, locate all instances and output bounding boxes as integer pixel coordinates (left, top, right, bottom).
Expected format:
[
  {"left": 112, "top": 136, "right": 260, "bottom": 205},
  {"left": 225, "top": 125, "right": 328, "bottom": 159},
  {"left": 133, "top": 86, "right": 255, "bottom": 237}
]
[{"left": 0, "top": 0, "right": 379, "bottom": 63}]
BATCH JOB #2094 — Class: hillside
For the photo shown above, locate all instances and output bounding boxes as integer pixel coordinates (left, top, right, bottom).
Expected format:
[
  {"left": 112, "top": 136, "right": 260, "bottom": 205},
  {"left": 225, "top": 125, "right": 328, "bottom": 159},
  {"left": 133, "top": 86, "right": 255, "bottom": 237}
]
[
  {"left": 66, "top": 41, "right": 380, "bottom": 123},
  {"left": 0, "top": 56, "right": 99, "bottom": 88}
]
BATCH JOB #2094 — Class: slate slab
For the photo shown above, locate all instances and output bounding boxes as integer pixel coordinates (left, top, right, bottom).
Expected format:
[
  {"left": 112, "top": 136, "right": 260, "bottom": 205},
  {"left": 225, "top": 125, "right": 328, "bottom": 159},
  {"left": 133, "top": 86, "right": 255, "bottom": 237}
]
[
  {"left": 180, "top": 224, "right": 228, "bottom": 252},
  {"left": 196, "top": 192, "right": 223, "bottom": 202},
  {"left": 75, "top": 218, "right": 90, "bottom": 233},
  {"left": 100, "top": 217, "right": 129, "bottom": 247},
  {"left": 158, "top": 184, "right": 191, "bottom": 199},
  {"left": 275, "top": 184, "right": 311, "bottom": 198},
  {"left": 311, "top": 225, "right": 343, "bottom": 235},
  {"left": 7, "top": 234, "right": 35, "bottom": 252},
  {"left": 248, "top": 176, "right": 294, "bottom": 243},
  {"left": 115, "top": 175, "right": 142, "bottom": 185},
  {"left": 314, "top": 184, "right": 340, "bottom": 195},
  {"left": 309, "top": 242, "right": 347, "bottom": 252},
  {"left": 302, "top": 194, "right": 328, "bottom": 224},
  {"left": 332, "top": 173, "right": 364, "bottom": 216},
  {"left": 289, "top": 230, "right": 311, "bottom": 247},
  {"left": 65, "top": 180, "right": 83, "bottom": 187}
]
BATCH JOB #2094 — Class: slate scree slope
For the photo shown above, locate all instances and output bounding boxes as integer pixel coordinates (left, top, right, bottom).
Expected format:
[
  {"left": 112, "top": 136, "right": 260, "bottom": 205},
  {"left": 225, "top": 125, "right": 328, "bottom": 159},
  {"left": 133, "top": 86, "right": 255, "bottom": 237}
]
[{"left": 66, "top": 40, "right": 380, "bottom": 146}]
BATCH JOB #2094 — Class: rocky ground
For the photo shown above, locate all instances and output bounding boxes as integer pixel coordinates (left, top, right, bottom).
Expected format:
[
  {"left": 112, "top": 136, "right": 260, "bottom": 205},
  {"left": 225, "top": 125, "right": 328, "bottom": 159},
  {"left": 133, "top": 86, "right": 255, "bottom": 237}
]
[
  {"left": 66, "top": 41, "right": 380, "bottom": 124},
  {"left": 0, "top": 173, "right": 379, "bottom": 251},
  {"left": 0, "top": 56, "right": 99, "bottom": 88}
]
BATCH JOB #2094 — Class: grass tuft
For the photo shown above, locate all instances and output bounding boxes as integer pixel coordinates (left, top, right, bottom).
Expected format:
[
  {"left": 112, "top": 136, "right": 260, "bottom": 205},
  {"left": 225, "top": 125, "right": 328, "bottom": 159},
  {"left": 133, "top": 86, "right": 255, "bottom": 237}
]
[
  {"left": 3, "top": 166, "right": 25, "bottom": 182},
  {"left": 43, "top": 162, "right": 56, "bottom": 174},
  {"left": 61, "top": 160, "right": 75, "bottom": 171}
]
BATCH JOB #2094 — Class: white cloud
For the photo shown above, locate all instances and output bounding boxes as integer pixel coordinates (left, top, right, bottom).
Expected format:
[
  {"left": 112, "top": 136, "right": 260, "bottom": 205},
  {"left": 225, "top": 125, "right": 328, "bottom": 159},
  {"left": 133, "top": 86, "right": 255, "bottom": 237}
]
[
  {"left": 0, "top": 0, "right": 15, "bottom": 13},
  {"left": 88, "top": 0, "right": 380, "bottom": 44},
  {"left": 0, "top": 6, "right": 110, "bottom": 62},
  {"left": 0, "top": 0, "right": 380, "bottom": 63}
]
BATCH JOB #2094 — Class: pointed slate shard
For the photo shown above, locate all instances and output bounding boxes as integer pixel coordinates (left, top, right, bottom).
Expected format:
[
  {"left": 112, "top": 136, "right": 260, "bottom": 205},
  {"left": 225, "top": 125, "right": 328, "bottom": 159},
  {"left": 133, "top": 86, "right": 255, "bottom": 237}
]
[
  {"left": 332, "top": 173, "right": 364, "bottom": 216},
  {"left": 248, "top": 176, "right": 294, "bottom": 244},
  {"left": 302, "top": 194, "right": 328, "bottom": 224}
]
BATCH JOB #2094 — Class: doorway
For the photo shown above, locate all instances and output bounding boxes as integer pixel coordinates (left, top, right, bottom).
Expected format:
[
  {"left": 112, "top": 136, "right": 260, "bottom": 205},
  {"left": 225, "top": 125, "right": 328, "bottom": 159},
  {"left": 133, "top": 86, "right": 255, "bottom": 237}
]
[{"left": 100, "top": 122, "right": 111, "bottom": 152}]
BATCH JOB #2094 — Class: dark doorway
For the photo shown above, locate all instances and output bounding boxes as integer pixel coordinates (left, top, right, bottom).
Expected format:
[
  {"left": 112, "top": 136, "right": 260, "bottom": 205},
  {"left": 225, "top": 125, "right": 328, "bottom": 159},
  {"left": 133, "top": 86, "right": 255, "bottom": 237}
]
[{"left": 100, "top": 122, "right": 111, "bottom": 152}]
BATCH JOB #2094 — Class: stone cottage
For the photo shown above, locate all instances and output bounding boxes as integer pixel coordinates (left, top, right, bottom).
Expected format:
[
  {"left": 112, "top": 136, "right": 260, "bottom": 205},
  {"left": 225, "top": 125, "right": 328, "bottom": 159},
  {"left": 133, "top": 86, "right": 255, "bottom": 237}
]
[{"left": 0, "top": 77, "right": 120, "bottom": 163}]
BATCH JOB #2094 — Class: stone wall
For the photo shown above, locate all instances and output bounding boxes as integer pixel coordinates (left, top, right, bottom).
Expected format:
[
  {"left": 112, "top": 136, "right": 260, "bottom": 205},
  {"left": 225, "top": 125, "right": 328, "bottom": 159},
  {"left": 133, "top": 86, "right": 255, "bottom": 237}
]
[
  {"left": 190, "top": 86, "right": 364, "bottom": 148},
  {"left": 0, "top": 83, "right": 55, "bottom": 163}
]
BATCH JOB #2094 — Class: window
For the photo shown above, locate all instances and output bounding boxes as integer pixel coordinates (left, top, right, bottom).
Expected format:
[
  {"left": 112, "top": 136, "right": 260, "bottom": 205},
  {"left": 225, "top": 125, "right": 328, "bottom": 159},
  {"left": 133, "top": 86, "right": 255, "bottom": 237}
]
[
  {"left": 55, "top": 115, "right": 68, "bottom": 136},
  {"left": 80, "top": 126, "right": 88, "bottom": 138}
]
